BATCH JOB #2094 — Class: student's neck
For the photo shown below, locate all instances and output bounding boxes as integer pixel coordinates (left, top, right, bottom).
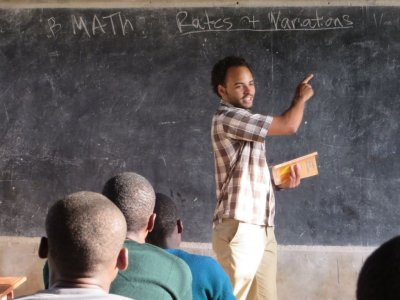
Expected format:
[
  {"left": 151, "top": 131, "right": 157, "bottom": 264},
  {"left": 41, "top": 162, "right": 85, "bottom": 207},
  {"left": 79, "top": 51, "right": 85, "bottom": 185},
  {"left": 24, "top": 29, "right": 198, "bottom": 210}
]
[
  {"left": 161, "top": 233, "right": 181, "bottom": 249},
  {"left": 126, "top": 231, "right": 147, "bottom": 244},
  {"left": 164, "top": 238, "right": 180, "bottom": 249},
  {"left": 50, "top": 278, "right": 107, "bottom": 291}
]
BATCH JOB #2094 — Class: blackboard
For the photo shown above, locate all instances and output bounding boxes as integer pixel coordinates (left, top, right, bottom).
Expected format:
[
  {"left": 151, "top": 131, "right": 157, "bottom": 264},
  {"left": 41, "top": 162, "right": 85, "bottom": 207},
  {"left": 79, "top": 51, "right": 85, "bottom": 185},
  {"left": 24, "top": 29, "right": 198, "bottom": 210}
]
[{"left": 1, "top": 6, "right": 399, "bottom": 246}]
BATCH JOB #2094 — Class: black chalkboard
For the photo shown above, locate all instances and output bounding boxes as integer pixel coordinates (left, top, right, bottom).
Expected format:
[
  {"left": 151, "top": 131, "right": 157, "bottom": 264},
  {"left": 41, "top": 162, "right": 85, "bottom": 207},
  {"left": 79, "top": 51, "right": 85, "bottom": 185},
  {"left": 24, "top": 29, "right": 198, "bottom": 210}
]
[{"left": 1, "top": 7, "right": 399, "bottom": 246}]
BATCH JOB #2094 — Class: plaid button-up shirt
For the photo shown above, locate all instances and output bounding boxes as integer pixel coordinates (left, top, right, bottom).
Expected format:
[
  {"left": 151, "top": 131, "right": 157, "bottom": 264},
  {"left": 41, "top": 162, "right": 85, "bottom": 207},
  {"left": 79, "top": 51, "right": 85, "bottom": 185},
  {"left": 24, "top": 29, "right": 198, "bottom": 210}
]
[{"left": 211, "top": 100, "right": 276, "bottom": 226}]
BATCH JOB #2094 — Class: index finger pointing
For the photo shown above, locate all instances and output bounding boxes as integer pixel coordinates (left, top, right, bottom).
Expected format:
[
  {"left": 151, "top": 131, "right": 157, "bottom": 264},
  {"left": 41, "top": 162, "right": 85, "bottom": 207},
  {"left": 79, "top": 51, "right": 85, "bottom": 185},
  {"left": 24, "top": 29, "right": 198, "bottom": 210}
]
[{"left": 302, "top": 74, "right": 314, "bottom": 84}]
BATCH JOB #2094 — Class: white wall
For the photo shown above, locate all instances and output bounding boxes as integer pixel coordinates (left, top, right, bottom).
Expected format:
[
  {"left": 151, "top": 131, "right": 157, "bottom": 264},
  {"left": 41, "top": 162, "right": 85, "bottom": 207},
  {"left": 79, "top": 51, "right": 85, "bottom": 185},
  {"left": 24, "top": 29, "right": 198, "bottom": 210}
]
[{"left": 0, "top": 237, "right": 375, "bottom": 300}]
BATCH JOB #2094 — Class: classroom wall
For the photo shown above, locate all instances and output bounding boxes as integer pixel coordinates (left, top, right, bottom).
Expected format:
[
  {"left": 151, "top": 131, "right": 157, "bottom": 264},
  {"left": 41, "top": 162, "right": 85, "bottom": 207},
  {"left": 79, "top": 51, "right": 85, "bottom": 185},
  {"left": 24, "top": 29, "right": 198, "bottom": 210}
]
[
  {"left": 0, "top": 1, "right": 397, "bottom": 299},
  {"left": 0, "top": 236, "right": 375, "bottom": 299}
]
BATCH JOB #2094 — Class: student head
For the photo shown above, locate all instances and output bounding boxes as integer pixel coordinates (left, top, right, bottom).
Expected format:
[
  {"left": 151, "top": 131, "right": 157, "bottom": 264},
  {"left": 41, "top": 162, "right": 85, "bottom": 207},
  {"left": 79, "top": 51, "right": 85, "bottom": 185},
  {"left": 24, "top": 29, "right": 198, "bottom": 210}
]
[
  {"left": 39, "top": 191, "right": 128, "bottom": 291},
  {"left": 145, "top": 193, "right": 182, "bottom": 249},
  {"left": 102, "top": 172, "right": 156, "bottom": 242},
  {"left": 211, "top": 56, "right": 255, "bottom": 109},
  {"left": 357, "top": 235, "right": 400, "bottom": 300}
]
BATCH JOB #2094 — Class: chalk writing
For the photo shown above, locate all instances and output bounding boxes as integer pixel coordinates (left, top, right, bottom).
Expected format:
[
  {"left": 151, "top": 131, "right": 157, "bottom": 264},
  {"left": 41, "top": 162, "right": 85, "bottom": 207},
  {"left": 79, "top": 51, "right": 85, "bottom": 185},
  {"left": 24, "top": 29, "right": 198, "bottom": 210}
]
[
  {"left": 44, "top": 9, "right": 354, "bottom": 39},
  {"left": 176, "top": 11, "right": 233, "bottom": 33},
  {"left": 47, "top": 17, "right": 61, "bottom": 38},
  {"left": 176, "top": 10, "right": 354, "bottom": 35},
  {"left": 373, "top": 13, "right": 384, "bottom": 27},
  {"left": 71, "top": 12, "right": 134, "bottom": 37},
  {"left": 46, "top": 11, "right": 134, "bottom": 38}
]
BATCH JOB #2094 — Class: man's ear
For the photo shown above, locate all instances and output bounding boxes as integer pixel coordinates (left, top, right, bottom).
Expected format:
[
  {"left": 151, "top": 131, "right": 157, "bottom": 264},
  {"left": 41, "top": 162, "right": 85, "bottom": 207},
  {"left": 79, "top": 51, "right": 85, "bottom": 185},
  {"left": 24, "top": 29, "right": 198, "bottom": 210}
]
[
  {"left": 38, "top": 237, "right": 48, "bottom": 259},
  {"left": 217, "top": 84, "right": 226, "bottom": 100},
  {"left": 147, "top": 213, "right": 156, "bottom": 232},
  {"left": 177, "top": 219, "right": 183, "bottom": 234},
  {"left": 116, "top": 248, "right": 128, "bottom": 271}
]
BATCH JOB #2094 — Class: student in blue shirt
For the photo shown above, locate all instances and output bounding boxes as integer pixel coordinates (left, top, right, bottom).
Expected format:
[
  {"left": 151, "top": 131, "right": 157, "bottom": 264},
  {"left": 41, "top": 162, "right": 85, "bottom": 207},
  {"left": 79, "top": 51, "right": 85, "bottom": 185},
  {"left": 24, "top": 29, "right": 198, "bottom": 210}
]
[{"left": 146, "top": 193, "right": 235, "bottom": 300}]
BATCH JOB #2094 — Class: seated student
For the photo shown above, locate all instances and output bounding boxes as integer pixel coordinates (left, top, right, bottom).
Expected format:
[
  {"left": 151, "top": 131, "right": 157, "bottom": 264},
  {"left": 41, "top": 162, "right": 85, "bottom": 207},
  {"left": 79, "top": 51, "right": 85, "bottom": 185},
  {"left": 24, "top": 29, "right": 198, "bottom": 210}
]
[
  {"left": 146, "top": 193, "right": 235, "bottom": 300},
  {"left": 357, "top": 235, "right": 400, "bottom": 300},
  {"left": 102, "top": 172, "right": 192, "bottom": 300},
  {"left": 17, "top": 191, "right": 130, "bottom": 300}
]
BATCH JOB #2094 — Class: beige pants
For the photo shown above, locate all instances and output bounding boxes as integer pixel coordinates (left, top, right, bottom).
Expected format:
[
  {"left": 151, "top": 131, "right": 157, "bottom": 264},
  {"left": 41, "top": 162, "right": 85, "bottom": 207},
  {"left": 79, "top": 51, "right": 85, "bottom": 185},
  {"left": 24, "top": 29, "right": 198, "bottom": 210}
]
[{"left": 212, "top": 219, "right": 278, "bottom": 300}]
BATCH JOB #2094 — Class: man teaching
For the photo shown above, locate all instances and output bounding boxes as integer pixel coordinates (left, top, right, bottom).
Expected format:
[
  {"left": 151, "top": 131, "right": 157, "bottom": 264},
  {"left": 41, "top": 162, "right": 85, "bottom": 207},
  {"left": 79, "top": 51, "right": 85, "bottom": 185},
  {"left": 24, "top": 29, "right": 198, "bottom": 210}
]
[{"left": 210, "top": 56, "right": 314, "bottom": 300}]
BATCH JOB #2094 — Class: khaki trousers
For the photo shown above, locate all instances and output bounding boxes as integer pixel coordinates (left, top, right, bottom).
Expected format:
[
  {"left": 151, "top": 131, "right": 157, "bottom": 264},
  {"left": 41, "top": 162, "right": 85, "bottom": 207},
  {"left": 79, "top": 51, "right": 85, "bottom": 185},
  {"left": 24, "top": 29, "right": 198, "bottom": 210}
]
[{"left": 212, "top": 219, "right": 278, "bottom": 300}]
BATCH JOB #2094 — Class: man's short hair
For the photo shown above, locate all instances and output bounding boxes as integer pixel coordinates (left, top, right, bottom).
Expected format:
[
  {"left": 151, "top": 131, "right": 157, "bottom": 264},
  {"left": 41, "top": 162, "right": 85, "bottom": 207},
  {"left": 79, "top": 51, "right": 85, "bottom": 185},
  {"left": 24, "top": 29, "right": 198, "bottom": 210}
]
[
  {"left": 46, "top": 191, "right": 127, "bottom": 274},
  {"left": 357, "top": 235, "right": 400, "bottom": 300},
  {"left": 146, "top": 193, "right": 178, "bottom": 245},
  {"left": 102, "top": 172, "right": 155, "bottom": 233},
  {"left": 211, "top": 56, "right": 253, "bottom": 97}
]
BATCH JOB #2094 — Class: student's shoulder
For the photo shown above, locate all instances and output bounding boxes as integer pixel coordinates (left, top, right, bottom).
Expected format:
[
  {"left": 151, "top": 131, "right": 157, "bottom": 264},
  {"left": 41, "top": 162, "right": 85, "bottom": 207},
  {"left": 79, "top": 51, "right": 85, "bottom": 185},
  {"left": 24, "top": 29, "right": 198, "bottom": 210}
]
[
  {"left": 141, "top": 242, "right": 182, "bottom": 261},
  {"left": 168, "top": 249, "right": 220, "bottom": 270},
  {"left": 105, "top": 294, "right": 133, "bottom": 300},
  {"left": 15, "top": 289, "right": 133, "bottom": 300},
  {"left": 123, "top": 240, "right": 165, "bottom": 254},
  {"left": 216, "top": 104, "right": 249, "bottom": 117},
  {"left": 126, "top": 241, "right": 189, "bottom": 268}
]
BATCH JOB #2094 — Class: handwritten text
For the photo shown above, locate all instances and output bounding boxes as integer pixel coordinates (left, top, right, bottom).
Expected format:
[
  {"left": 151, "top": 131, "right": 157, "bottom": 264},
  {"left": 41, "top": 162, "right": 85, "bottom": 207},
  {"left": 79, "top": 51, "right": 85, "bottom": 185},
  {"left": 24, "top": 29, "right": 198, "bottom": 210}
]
[{"left": 176, "top": 10, "right": 354, "bottom": 35}]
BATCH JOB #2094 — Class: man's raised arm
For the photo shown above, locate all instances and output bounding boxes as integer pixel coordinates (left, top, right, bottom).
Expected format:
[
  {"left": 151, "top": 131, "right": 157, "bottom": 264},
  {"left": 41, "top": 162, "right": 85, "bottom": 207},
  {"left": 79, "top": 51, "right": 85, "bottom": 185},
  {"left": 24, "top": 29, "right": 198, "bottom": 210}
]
[{"left": 268, "top": 74, "right": 314, "bottom": 136}]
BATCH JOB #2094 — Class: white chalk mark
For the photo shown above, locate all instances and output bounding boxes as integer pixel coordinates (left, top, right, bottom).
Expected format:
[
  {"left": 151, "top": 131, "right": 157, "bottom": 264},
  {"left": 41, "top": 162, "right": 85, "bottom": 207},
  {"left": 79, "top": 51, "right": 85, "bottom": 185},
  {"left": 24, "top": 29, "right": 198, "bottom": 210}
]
[
  {"left": 135, "top": 93, "right": 147, "bottom": 112},
  {"left": 102, "top": 12, "right": 120, "bottom": 35},
  {"left": 48, "top": 17, "right": 61, "bottom": 38},
  {"left": 160, "top": 155, "right": 167, "bottom": 167},
  {"left": 44, "top": 74, "right": 56, "bottom": 93},
  {"left": 3, "top": 103, "right": 9, "bottom": 122},
  {"left": 0, "top": 85, "right": 12, "bottom": 99},
  {"left": 336, "top": 259, "right": 340, "bottom": 285},
  {"left": 48, "top": 51, "right": 60, "bottom": 57},
  {"left": 118, "top": 12, "right": 134, "bottom": 36},
  {"left": 180, "top": 26, "right": 353, "bottom": 36},
  {"left": 270, "top": 32, "right": 274, "bottom": 88},
  {"left": 373, "top": 13, "right": 384, "bottom": 27},
  {"left": 356, "top": 176, "right": 375, "bottom": 182},
  {"left": 320, "top": 142, "right": 346, "bottom": 149},
  {"left": 159, "top": 121, "right": 177, "bottom": 125},
  {"left": 92, "top": 14, "right": 107, "bottom": 36},
  {"left": 72, "top": 15, "right": 91, "bottom": 38},
  {"left": 0, "top": 179, "right": 28, "bottom": 182}
]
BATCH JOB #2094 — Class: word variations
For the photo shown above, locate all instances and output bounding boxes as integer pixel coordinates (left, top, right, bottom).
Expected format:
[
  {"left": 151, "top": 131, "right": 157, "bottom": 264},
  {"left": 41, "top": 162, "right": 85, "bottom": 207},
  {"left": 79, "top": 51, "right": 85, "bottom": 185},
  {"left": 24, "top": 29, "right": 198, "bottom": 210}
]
[
  {"left": 176, "top": 10, "right": 354, "bottom": 35},
  {"left": 47, "top": 12, "right": 134, "bottom": 38}
]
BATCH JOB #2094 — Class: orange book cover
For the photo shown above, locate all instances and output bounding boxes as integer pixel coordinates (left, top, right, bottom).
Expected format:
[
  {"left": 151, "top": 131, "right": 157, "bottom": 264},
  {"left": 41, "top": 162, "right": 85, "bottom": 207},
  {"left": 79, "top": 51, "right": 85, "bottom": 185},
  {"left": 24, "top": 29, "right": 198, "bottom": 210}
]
[{"left": 271, "top": 152, "right": 318, "bottom": 185}]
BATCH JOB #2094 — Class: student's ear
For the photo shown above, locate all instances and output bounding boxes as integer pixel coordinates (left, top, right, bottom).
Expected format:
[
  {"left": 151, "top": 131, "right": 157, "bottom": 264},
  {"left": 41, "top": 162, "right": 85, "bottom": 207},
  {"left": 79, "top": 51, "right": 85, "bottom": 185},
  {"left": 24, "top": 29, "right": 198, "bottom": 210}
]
[
  {"left": 38, "top": 237, "right": 48, "bottom": 259},
  {"left": 116, "top": 248, "right": 128, "bottom": 271},
  {"left": 217, "top": 84, "right": 227, "bottom": 100},
  {"left": 177, "top": 219, "right": 183, "bottom": 234},
  {"left": 147, "top": 213, "right": 156, "bottom": 232}
]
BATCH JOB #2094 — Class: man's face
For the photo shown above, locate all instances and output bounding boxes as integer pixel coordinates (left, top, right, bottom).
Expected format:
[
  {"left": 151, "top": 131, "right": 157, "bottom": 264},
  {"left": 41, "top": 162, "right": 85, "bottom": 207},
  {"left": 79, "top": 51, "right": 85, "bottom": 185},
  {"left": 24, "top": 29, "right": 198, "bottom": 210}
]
[{"left": 218, "top": 66, "right": 255, "bottom": 109}]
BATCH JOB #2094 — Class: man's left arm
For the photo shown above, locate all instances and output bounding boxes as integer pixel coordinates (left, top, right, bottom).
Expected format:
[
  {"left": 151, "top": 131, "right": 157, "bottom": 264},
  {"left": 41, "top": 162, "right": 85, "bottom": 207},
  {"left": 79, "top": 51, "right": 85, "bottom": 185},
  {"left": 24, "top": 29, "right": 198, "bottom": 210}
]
[{"left": 275, "top": 164, "right": 301, "bottom": 190}]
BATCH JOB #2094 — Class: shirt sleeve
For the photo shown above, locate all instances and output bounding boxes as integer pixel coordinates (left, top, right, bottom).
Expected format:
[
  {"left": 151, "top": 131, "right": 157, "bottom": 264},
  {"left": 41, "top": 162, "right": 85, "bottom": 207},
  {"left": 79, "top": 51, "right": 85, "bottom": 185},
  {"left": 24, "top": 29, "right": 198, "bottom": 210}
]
[{"left": 221, "top": 108, "right": 273, "bottom": 143}]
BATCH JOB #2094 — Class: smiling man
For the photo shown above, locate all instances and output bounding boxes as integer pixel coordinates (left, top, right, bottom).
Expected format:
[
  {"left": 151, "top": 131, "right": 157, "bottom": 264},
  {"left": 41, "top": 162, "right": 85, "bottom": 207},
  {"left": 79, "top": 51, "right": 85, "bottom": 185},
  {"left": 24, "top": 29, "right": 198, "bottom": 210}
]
[{"left": 210, "top": 56, "right": 314, "bottom": 300}]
